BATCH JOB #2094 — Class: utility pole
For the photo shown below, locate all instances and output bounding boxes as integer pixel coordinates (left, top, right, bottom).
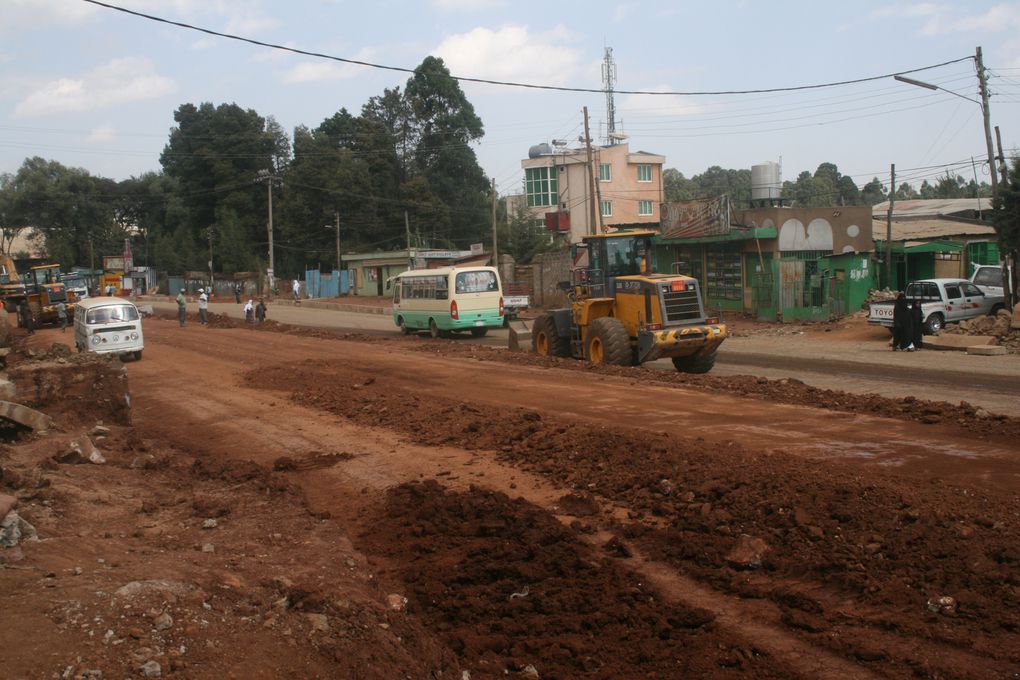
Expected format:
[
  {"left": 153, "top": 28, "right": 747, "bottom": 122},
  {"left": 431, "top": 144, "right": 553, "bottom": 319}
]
[
  {"left": 405, "top": 210, "right": 413, "bottom": 270},
  {"left": 255, "top": 169, "right": 282, "bottom": 293},
  {"left": 583, "top": 106, "right": 598, "bottom": 236},
  {"left": 995, "top": 125, "right": 1017, "bottom": 306},
  {"left": 491, "top": 177, "right": 498, "bottom": 269},
  {"left": 975, "top": 46, "right": 998, "bottom": 202},
  {"left": 206, "top": 226, "right": 214, "bottom": 291},
  {"left": 995, "top": 126, "right": 1009, "bottom": 187},
  {"left": 885, "top": 163, "right": 895, "bottom": 290},
  {"left": 334, "top": 215, "right": 342, "bottom": 273}
]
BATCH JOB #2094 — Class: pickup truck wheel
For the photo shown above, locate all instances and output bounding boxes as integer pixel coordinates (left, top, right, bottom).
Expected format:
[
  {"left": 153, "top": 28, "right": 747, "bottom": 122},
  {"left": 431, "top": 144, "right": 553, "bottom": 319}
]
[
  {"left": 532, "top": 313, "right": 570, "bottom": 357},
  {"left": 989, "top": 304, "right": 1005, "bottom": 316},
  {"left": 672, "top": 351, "right": 717, "bottom": 374},
  {"left": 586, "top": 317, "right": 632, "bottom": 366},
  {"left": 924, "top": 313, "right": 944, "bottom": 335}
]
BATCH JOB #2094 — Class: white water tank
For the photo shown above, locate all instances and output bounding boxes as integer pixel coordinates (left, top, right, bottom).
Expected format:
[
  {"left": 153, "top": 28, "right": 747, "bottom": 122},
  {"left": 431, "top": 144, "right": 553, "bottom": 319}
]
[{"left": 751, "top": 162, "right": 782, "bottom": 201}]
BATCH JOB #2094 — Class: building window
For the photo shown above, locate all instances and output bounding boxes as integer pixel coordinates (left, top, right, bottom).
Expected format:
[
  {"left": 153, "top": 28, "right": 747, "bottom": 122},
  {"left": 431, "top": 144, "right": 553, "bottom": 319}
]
[
  {"left": 637, "top": 164, "right": 652, "bottom": 182},
  {"left": 525, "top": 167, "right": 558, "bottom": 207},
  {"left": 599, "top": 163, "right": 612, "bottom": 182},
  {"left": 600, "top": 200, "right": 613, "bottom": 217},
  {"left": 638, "top": 200, "right": 653, "bottom": 216}
]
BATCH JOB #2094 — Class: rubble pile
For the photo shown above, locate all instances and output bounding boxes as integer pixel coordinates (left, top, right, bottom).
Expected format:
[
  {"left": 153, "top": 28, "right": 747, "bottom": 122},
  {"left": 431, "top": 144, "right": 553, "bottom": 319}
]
[
  {"left": 943, "top": 309, "right": 1020, "bottom": 352},
  {"left": 864, "top": 289, "right": 897, "bottom": 305}
]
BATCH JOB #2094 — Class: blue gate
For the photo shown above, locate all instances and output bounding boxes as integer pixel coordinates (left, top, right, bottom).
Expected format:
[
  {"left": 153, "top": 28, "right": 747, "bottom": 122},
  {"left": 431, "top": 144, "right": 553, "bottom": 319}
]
[{"left": 304, "top": 270, "right": 350, "bottom": 298}]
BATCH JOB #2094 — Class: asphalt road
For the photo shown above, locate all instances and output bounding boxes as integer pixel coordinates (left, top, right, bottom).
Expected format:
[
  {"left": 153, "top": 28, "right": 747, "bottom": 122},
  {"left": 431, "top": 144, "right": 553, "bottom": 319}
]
[{"left": 144, "top": 297, "right": 1020, "bottom": 416}]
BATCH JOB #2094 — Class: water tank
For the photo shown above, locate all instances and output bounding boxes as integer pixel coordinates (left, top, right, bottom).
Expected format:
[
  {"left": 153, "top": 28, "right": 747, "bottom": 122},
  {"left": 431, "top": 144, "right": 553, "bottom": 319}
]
[
  {"left": 751, "top": 162, "right": 782, "bottom": 201},
  {"left": 528, "top": 143, "right": 553, "bottom": 158}
]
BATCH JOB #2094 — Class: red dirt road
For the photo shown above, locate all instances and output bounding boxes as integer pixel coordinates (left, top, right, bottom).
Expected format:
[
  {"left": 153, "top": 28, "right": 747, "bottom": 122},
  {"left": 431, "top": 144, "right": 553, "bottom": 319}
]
[{"left": 1, "top": 316, "right": 1019, "bottom": 679}]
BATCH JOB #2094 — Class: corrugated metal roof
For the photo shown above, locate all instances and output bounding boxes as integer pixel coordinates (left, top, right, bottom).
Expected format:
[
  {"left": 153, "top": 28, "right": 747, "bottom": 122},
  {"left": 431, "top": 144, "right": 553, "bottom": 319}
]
[
  {"left": 871, "top": 218, "right": 997, "bottom": 241},
  {"left": 871, "top": 198, "right": 988, "bottom": 218}
]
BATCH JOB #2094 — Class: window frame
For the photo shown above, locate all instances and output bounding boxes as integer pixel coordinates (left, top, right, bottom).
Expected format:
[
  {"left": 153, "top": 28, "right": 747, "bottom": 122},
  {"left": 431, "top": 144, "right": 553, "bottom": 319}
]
[
  {"left": 599, "top": 163, "right": 612, "bottom": 182},
  {"left": 637, "top": 164, "right": 653, "bottom": 182},
  {"left": 638, "top": 199, "right": 653, "bottom": 216},
  {"left": 525, "top": 166, "right": 558, "bottom": 207},
  {"left": 600, "top": 200, "right": 613, "bottom": 217}
]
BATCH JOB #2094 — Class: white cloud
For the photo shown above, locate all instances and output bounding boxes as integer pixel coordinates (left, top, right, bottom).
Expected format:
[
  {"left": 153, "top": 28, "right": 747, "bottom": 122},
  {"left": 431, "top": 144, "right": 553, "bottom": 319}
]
[
  {"left": 86, "top": 126, "right": 117, "bottom": 143},
  {"left": 280, "top": 48, "right": 377, "bottom": 83},
  {"left": 613, "top": 4, "right": 635, "bottom": 22},
  {"left": 870, "top": 3, "right": 1020, "bottom": 36},
  {"left": 14, "top": 57, "right": 177, "bottom": 117},
  {"left": 434, "top": 24, "right": 583, "bottom": 86},
  {"left": 432, "top": 0, "right": 505, "bottom": 10}
]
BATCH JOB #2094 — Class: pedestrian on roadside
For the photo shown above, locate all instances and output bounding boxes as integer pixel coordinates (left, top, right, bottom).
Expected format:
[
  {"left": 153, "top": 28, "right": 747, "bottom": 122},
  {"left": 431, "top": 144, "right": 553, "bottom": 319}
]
[
  {"left": 56, "top": 300, "right": 68, "bottom": 332},
  {"left": 292, "top": 278, "right": 301, "bottom": 304},
  {"left": 18, "top": 299, "right": 34, "bottom": 335},
  {"left": 234, "top": 282, "right": 241, "bottom": 304},
  {"left": 255, "top": 297, "right": 267, "bottom": 323},
  {"left": 892, "top": 293, "right": 914, "bottom": 351},
  {"left": 909, "top": 299, "right": 925, "bottom": 350},
  {"left": 176, "top": 288, "right": 187, "bottom": 327},
  {"left": 244, "top": 297, "right": 254, "bottom": 324},
  {"left": 198, "top": 287, "right": 209, "bottom": 325}
]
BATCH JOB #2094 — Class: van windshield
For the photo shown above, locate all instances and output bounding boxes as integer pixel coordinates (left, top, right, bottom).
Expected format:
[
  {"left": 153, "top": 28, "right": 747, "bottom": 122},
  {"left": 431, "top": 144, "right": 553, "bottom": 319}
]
[{"left": 86, "top": 305, "right": 139, "bottom": 324}]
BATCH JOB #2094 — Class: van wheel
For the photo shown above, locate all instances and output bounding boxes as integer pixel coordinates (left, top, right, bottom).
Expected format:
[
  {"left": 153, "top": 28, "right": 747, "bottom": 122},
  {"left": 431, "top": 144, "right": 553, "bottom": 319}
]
[
  {"left": 133, "top": 350, "right": 143, "bottom": 361},
  {"left": 429, "top": 318, "right": 442, "bottom": 339},
  {"left": 398, "top": 317, "right": 411, "bottom": 335},
  {"left": 470, "top": 327, "right": 488, "bottom": 338}
]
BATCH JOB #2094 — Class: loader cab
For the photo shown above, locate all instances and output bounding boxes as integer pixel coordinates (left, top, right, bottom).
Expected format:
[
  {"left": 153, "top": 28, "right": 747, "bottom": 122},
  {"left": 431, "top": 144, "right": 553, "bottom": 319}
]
[{"left": 572, "top": 230, "right": 655, "bottom": 298}]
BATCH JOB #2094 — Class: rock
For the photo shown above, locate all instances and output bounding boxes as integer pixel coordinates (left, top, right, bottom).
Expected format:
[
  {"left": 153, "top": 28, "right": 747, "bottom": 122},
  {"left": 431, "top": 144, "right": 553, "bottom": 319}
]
[
  {"left": 386, "top": 594, "right": 408, "bottom": 611},
  {"left": 153, "top": 611, "right": 173, "bottom": 631},
  {"left": 0, "top": 511, "right": 38, "bottom": 547},
  {"left": 0, "top": 378, "right": 15, "bottom": 401},
  {"left": 56, "top": 435, "right": 105, "bottom": 465},
  {"left": 114, "top": 580, "right": 193, "bottom": 600},
  {"left": 305, "top": 613, "right": 330, "bottom": 633},
  {"left": 201, "top": 543, "right": 215, "bottom": 553},
  {"left": 926, "top": 595, "right": 957, "bottom": 615},
  {"left": 89, "top": 425, "right": 111, "bottom": 437},
  {"left": 130, "top": 454, "right": 156, "bottom": 469},
  {"left": 725, "top": 534, "right": 769, "bottom": 569},
  {"left": 0, "top": 493, "right": 16, "bottom": 518},
  {"left": 140, "top": 660, "right": 161, "bottom": 677},
  {"left": 201, "top": 518, "right": 218, "bottom": 529}
]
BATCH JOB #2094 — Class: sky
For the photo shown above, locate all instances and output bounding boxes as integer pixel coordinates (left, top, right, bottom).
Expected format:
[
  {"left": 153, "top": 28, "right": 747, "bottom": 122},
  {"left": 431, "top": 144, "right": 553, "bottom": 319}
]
[{"left": 2, "top": 0, "right": 1020, "bottom": 200}]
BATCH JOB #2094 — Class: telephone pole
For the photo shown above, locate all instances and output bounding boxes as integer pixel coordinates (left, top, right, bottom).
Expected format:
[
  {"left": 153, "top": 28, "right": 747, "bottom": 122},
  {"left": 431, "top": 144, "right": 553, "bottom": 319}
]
[
  {"left": 206, "top": 226, "right": 214, "bottom": 290},
  {"left": 975, "top": 47, "right": 998, "bottom": 203},
  {"left": 255, "top": 169, "right": 282, "bottom": 292},
  {"left": 885, "top": 164, "right": 895, "bottom": 290},
  {"left": 333, "top": 212, "right": 341, "bottom": 271},
  {"left": 583, "top": 106, "right": 598, "bottom": 236},
  {"left": 491, "top": 177, "right": 498, "bottom": 268}
]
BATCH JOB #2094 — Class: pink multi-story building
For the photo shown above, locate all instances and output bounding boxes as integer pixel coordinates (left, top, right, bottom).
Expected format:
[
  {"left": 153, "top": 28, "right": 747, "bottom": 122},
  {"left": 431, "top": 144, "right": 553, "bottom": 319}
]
[{"left": 517, "top": 141, "right": 665, "bottom": 243}]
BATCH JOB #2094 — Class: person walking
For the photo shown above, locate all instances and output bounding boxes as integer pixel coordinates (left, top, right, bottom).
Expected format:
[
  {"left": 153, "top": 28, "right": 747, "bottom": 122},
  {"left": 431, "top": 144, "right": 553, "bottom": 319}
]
[
  {"left": 176, "top": 288, "right": 187, "bottom": 327},
  {"left": 197, "top": 287, "right": 209, "bottom": 325},
  {"left": 909, "top": 299, "right": 925, "bottom": 351},
  {"left": 892, "top": 293, "right": 913, "bottom": 351},
  {"left": 292, "top": 278, "right": 301, "bottom": 305},
  {"left": 18, "top": 299, "right": 34, "bottom": 335},
  {"left": 234, "top": 282, "right": 242, "bottom": 304},
  {"left": 56, "top": 300, "right": 68, "bottom": 332},
  {"left": 244, "top": 297, "right": 254, "bottom": 324},
  {"left": 255, "top": 297, "right": 267, "bottom": 323}
]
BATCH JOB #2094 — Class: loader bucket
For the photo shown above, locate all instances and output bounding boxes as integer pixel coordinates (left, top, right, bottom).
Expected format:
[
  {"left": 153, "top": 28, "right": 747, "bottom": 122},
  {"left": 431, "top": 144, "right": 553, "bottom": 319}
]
[{"left": 507, "top": 318, "right": 533, "bottom": 352}]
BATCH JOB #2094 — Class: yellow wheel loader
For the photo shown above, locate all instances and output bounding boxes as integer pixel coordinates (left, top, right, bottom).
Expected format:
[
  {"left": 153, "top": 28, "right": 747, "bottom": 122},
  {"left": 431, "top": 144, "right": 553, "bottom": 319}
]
[{"left": 531, "top": 230, "right": 726, "bottom": 373}]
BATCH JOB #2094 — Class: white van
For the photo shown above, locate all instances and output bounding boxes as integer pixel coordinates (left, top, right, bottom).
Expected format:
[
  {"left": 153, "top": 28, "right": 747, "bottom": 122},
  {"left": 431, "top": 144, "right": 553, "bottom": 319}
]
[{"left": 74, "top": 297, "right": 144, "bottom": 360}]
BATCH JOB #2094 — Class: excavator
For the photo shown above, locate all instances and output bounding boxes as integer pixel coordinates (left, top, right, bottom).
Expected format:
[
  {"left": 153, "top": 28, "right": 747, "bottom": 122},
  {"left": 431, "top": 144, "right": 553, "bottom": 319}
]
[{"left": 528, "top": 229, "right": 726, "bottom": 373}]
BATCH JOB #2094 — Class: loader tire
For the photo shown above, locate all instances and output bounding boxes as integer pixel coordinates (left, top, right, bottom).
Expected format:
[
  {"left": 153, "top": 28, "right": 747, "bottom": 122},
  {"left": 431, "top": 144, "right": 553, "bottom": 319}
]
[
  {"left": 671, "top": 351, "right": 717, "bottom": 374},
  {"left": 586, "top": 317, "right": 632, "bottom": 366},
  {"left": 533, "top": 313, "right": 570, "bottom": 357}
]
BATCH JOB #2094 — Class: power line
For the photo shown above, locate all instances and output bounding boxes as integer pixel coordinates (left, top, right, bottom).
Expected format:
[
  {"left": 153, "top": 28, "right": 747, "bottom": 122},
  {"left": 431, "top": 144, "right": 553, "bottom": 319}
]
[{"left": 82, "top": 0, "right": 974, "bottom": 97}]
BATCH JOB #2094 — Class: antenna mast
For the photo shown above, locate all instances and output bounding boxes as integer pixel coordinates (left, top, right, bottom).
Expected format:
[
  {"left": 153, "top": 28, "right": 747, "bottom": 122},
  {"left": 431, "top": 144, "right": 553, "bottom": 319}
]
[{"left": 602, "top": 47, "right": 618, "bottom": 145}]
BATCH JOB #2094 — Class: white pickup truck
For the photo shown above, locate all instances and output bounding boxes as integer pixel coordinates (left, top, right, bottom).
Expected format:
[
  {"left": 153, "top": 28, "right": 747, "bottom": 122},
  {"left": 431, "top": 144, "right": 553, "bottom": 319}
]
[{"left": 868, "top": 278, "right": 1006, "bottom": 334}]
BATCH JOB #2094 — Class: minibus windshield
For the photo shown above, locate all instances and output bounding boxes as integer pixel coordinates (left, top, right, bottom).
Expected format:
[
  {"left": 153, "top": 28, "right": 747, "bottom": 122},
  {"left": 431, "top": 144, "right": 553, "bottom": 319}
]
[{"left": 86, "top": 305, "right": 139, "bottom": 324}]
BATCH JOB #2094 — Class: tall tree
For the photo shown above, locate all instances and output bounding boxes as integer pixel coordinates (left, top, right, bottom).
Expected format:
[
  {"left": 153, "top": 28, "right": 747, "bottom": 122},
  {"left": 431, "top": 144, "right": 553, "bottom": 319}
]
[{"left": 993, "top": 155, "right": 1020, "bottom": 304}]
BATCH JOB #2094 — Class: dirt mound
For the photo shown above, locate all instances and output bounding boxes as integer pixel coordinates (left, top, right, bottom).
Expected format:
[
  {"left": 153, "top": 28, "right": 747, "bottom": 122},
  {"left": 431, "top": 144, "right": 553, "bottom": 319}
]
[
  {"left": 359, "top": 480, "right": 791, "bottom": 678},
  {"left": 245, "top": 359, "right": 1020, "bottom": 678}
]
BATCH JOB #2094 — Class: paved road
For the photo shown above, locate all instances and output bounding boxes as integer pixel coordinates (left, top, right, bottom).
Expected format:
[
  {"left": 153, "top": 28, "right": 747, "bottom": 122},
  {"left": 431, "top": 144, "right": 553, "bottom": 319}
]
[{"left": 144, "top": 297, "right": 1020, "bottom": 416}]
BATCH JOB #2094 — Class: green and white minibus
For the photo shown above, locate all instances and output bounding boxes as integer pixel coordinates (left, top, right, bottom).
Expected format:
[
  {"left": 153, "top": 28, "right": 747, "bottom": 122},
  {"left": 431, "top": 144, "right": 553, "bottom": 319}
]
[{"left": 392, "top": 266, "right": 504, "bottom": 338}]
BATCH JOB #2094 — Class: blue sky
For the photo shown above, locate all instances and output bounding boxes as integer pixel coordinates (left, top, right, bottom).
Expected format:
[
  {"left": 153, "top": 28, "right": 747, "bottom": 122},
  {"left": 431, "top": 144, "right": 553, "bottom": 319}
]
[{"left": 2, "top": 0, "right": 1020, "bottom": 199}]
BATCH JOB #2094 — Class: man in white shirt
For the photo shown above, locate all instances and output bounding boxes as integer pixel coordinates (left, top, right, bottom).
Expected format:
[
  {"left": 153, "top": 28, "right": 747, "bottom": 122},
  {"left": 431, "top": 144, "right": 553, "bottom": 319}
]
[
  {"left": 198, "top": 287, "right": 209, "bottom": 325},
  {"left": 292, "top": 278, "right": 301, "bottom": 304}
]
